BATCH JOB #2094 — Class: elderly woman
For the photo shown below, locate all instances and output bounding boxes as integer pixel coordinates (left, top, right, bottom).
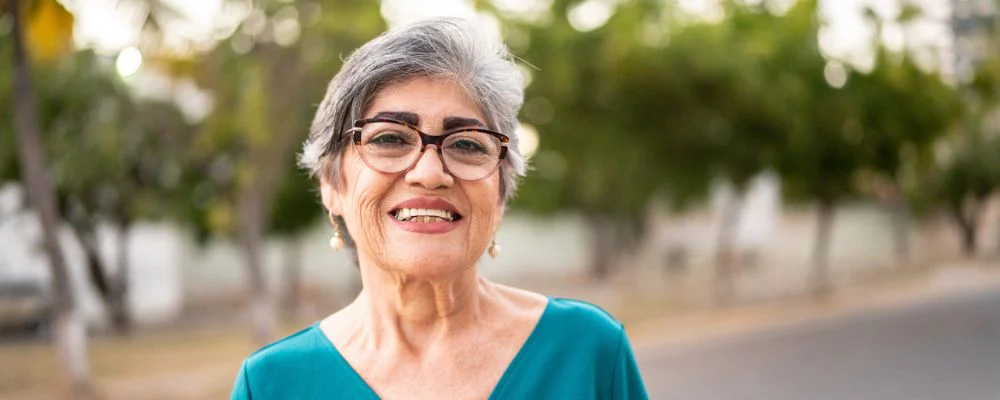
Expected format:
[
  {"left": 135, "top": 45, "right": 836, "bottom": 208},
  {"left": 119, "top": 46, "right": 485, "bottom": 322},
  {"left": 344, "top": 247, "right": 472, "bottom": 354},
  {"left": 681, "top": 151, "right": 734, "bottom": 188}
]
[{"left": 231, "top": 17, "right": 647, "bottom": 400}]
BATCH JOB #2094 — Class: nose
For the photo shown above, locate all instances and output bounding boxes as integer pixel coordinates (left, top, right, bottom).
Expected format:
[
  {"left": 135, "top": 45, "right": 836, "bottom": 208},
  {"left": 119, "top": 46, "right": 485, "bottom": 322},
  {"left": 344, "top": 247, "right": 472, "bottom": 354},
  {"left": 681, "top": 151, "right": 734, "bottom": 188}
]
[{"left": 404, "top": 145, "right": 454, "bottom": 189}]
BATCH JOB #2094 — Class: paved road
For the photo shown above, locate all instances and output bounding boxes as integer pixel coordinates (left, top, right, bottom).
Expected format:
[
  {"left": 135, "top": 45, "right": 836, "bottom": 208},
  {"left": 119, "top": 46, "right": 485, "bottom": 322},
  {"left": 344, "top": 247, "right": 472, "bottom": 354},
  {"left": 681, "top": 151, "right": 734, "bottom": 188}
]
[{"left": 638, "top": 288, "right": 1000, "bottom": 400}]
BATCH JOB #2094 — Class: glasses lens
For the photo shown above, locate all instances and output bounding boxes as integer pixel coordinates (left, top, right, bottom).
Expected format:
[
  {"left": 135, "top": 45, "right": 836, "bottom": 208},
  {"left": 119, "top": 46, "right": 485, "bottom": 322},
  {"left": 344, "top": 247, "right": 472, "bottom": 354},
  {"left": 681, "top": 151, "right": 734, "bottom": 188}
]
[
  {"left": 357, "top": 121, "right": 420, "bottom": 173},
  {"left": 442, "top": 130, "right": 503, "bottom": 180}
]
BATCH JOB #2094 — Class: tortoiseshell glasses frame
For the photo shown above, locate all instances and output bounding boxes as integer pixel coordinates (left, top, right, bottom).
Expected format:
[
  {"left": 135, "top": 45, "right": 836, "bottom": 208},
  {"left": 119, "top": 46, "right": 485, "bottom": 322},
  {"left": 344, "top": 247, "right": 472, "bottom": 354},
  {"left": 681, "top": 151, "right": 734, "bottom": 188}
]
[{"left": 343, "top": 117, "right": 510, "bottom": 181}]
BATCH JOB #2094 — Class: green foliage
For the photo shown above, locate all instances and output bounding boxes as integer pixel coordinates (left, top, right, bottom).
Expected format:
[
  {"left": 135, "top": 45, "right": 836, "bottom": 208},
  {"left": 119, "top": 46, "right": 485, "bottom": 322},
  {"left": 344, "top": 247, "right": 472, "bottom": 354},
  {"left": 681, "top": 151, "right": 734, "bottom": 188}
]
[
  {"left": 3, "top": 0, "right": 984, "bottom": 259},
  {"left": 0, "top": 35, "right": 192, "bottom": 227},
  {"left": 928, "top": 5, "right": 1000, "bottom": 245},
  {"left": 940, "top": 135, "right": 1000, "bottom": 206},
  {"left": 505, "top": 0, "right": 962, "bottom": 220},
  {"left": 511, "top": 0, "right": 703, "bottom": 219},
  {"left": 2, "top": 0, "right": 387, "bottom": 246},
  {"left": 173, "top": 0, "right": 386, "bottom": 243},
  {"left": 935, "top": 59, "right": 1000, "bottom": 220}
]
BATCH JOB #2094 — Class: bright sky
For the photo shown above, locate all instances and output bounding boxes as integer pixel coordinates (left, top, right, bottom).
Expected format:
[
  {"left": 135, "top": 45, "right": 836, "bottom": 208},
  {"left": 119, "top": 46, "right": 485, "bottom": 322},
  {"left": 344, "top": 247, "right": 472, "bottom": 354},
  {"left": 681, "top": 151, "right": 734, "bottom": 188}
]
[
  {"left": 61, "top": 0, "right": 480, "bottom": 54},
  {"left": 60, "top": 0, "right": 246, "bottom": 55},
  {"left": 817, "top": 0, "right": 954, "bottom": 74}
]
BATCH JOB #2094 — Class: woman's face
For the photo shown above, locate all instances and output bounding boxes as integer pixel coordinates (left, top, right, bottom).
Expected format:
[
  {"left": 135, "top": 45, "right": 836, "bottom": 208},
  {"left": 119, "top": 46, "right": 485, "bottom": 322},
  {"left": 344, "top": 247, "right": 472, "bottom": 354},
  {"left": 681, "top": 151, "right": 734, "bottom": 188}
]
[{"left": 321, "top": 76, "right": 504, "bottom": 278}]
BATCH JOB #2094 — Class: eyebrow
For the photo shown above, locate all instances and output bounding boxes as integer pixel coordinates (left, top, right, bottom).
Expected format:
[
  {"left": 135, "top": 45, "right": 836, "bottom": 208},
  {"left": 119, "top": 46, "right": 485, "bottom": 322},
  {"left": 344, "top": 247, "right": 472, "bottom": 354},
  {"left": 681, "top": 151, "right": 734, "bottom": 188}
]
[
  {"left": 442, "top": 116, "right": 486, "bottom": 131},
  {"left": 370, "top": 112, "right": 487, "bottom": 132},
  {"left": 371, "top": 111, "right": 419, "bottom": 126}
]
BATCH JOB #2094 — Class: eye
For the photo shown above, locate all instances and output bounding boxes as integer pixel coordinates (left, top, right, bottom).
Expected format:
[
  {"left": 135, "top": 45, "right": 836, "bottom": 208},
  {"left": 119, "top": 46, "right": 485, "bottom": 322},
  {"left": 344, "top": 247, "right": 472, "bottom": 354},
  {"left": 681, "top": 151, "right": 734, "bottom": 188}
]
[
  {"left": 368, "top": 132, "right": 411, "bottom": 146},
  {"left": 449, "top": 138, "right": 488, "bottom": 153}
]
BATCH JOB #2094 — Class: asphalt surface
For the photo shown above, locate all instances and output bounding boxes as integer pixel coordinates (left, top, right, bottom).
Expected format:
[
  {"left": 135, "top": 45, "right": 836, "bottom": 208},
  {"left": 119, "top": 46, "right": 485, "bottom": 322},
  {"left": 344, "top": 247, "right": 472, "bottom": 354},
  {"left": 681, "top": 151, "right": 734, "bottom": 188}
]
[{"left": 638, "top": 288, "right": 1000, "bottom": 400}]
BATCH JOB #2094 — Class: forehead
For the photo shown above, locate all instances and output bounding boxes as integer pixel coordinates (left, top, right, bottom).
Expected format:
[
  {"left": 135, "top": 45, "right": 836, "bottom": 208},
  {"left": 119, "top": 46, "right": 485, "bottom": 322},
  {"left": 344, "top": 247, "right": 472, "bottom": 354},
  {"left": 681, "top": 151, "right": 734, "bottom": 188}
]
[{"left": 364, "top": 77, "right": 486, "bottom": 126}]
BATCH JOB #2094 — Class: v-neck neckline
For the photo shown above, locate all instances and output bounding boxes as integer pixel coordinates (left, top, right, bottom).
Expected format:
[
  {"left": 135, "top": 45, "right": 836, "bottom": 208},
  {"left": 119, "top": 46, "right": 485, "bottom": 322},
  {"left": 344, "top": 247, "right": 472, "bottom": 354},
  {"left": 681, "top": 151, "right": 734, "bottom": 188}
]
[{"left": 313, "top": 297, "right": 554, "bottom": 400}]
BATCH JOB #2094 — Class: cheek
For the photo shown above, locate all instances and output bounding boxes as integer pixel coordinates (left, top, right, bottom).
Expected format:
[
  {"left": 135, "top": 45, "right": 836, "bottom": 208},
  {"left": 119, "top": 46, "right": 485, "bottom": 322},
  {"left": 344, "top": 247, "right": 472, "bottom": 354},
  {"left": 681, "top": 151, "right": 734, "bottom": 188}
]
[
  {"left": 465, "top": 179, "right": 503, "bottom": 246},
  {"left": 356, "top": 194, "right": 387, "bottom": 260},
  {"left": 341, "top": 159, "right": 390, "bottom": 258}
]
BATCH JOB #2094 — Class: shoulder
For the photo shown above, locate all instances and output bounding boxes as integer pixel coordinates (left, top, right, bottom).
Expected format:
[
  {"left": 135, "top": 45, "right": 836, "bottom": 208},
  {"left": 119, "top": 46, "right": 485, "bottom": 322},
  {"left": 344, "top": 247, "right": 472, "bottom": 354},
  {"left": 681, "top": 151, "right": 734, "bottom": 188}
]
[
  {"left": 540, "top": 297, "right": 626, "bottom": 353},
  {"left": 546, "top": 297, "right": 625, "bottom": 334},
  {"left": 243, "top": 323, "right": 328, "bottom": 376},
  {"left": 519, "top": 298, "right": 630, "bottom": 389}
]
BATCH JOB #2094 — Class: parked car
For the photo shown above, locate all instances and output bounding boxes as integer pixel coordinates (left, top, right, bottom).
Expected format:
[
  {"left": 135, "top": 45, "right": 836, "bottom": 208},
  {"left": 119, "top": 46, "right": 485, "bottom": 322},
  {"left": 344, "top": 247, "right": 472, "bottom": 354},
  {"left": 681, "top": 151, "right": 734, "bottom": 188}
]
[{"left": 0, "top": 280, "right": 51, "bottom": 336}]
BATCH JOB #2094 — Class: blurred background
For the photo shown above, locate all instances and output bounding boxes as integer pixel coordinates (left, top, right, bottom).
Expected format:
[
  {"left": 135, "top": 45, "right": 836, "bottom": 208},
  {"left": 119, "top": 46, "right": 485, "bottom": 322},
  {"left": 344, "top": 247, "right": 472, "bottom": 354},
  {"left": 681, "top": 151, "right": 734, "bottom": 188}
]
[{"left": 1, "top": 0, "right": 999, "bottom": 399}]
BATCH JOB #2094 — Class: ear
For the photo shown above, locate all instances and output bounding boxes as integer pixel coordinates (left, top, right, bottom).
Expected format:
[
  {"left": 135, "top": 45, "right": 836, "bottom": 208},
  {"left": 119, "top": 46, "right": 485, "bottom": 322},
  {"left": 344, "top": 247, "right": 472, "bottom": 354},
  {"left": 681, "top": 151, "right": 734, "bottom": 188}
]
[{"left": 319, "top": 173, "right": 344, "bottom": 216}]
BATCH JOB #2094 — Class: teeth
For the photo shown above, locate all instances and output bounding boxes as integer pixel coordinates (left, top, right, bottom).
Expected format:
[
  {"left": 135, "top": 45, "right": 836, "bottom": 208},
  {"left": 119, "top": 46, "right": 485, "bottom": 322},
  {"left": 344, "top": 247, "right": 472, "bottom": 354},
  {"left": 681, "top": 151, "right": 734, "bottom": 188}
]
[{"left": 393, "top": 208, "right": 456, "bottom": 222}]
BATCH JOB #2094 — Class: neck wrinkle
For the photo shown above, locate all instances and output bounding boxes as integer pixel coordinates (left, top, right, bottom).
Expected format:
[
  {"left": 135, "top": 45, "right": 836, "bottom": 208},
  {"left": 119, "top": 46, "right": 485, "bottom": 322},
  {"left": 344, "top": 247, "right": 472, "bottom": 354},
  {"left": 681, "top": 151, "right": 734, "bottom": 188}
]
[{"left": 354, "top": 260, "right": 492, "bottom": 354}]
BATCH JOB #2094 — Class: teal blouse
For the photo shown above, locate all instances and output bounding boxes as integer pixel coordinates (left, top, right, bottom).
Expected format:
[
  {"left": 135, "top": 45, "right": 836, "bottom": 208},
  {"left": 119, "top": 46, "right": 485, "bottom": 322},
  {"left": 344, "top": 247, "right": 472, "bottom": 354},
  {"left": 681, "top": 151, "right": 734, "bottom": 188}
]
[{"left": 231, "top": 298, "right": 648, "bottom": 399}]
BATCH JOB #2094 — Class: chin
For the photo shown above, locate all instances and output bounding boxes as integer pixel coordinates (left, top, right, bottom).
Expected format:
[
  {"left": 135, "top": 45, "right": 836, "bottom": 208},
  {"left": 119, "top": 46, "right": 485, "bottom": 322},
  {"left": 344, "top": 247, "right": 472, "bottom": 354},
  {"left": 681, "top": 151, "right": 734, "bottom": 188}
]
[{"left": 386, "top": 249, "right": 476, "bottom": 278}]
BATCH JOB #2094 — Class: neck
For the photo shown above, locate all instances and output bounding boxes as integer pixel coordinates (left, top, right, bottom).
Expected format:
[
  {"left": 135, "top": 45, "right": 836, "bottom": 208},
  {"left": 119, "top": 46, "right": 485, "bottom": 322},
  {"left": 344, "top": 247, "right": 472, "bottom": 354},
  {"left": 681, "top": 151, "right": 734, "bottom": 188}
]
[{"left": 349, "top": 259, "right": 497, "bottom": 352}]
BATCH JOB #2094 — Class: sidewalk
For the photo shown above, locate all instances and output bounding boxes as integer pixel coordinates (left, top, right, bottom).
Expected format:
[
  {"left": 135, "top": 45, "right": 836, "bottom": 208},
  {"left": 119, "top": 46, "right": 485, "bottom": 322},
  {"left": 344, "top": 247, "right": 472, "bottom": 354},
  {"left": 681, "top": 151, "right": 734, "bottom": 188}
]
[{"left": 625, "top": 261, "right": 1000, "bottom": 354}]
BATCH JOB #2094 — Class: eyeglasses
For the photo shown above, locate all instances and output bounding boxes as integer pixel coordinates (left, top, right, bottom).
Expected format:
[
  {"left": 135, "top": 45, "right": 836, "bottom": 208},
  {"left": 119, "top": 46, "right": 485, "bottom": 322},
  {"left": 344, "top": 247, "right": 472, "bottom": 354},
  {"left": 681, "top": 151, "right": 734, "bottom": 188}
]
[{"left": 345, "top": 117, "right": 509, "bottom": 181}]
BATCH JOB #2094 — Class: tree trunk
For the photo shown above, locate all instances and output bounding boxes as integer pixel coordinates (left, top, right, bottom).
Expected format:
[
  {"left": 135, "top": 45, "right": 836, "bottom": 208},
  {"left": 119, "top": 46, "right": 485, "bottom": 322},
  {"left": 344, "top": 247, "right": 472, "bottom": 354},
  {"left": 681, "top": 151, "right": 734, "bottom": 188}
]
[
  {"left": 109, "top": 220, "right": 131, "bottom": 333},
  {"left": 78, "top": 230, "right": 110, "bottom": 295},
  {"left": 586, "top": 214, "right": 616, "bottom": 279},
  {"left": 9, "top": 1, "right": 93, "bottom": 396},
  {"left": 811, "top": 198, "right": 836, "bottom": 299},
  {"left": 52, "top": 310, "right": 91, "bottom": 399},
  {"left": 232, "top": 48, "right": 307, "bottom": 345},
  {"left": 959, "top": 218, "right": 978, "bottom": 257},
  {"left": 950, "top": 201, "right": 979, "bottom": 257},
  {"left": 888, "top": 195, "right": 911, "bottom": 266},
  {"left": 713, "top": 190, "right": 743, "bottom": 306},
  {"left": 75, "top": 224, "right": 130, "bottom": 333},
  {"left": 282, "top": 236, "right": 303, "bottom": 322},
  {"left": 240, "top": 187, "right": 276, "bottom": 346}
]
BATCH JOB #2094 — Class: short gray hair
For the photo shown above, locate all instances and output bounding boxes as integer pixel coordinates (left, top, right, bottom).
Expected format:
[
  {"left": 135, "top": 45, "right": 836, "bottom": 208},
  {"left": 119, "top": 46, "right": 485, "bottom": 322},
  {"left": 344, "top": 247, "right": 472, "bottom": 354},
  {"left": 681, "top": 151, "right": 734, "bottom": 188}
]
[{"left": 299, "top": 17, "right": 527, "bottom": 203}]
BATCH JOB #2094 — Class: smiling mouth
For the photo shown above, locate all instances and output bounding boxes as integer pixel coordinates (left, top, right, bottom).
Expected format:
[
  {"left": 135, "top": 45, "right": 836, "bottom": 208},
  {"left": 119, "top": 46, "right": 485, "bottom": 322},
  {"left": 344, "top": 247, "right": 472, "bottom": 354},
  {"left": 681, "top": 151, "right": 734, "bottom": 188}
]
[{"left": 390, "top": 208, "right": 463, "bottom": 223}]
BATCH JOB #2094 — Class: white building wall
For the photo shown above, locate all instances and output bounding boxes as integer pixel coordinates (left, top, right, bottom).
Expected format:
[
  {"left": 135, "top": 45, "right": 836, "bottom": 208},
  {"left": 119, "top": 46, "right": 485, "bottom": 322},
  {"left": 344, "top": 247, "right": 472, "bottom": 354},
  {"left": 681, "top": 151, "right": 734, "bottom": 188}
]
[{"left": 3, "top": 179, "right": 998, "bottom": 326}]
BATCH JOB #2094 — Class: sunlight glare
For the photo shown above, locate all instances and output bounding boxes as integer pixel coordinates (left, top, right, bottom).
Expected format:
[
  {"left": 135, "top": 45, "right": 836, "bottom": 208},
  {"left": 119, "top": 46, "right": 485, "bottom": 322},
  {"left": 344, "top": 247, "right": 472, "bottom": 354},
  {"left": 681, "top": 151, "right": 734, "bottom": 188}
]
[
  {"left": 567, "top": 0, "right": 614, "bottom": 32},
  {"left": 116, "top": 46, "right": 143, "bottom": 77},
  {"left": 517, "top": 123, "right": 540, "bottom": 159},
  {"left": 881, "top": 22, "right": 905, "bottom": 53},
  {"left": 824, "top": 61, "right": 848, "bottom": 89}
]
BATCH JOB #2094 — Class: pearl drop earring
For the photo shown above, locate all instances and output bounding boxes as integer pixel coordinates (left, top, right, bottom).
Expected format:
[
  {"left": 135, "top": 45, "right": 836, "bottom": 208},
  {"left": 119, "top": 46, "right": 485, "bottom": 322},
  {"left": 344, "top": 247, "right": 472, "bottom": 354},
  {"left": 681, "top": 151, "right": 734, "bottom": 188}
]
[
  {"left": 328, "top": 213, "right": 344, "bottom": 251},
  {"left": 488, "top": 238, "right": 501, "bottom": 259}
]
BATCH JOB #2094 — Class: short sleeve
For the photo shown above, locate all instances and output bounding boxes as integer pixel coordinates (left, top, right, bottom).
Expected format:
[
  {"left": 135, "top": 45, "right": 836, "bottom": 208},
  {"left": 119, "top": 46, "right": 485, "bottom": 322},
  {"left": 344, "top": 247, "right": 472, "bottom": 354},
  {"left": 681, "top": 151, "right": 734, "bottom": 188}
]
[
  {"left": 611, "top": 329, "right": 648, "bottom": 400},
  {"left": 231, "top": 359, "right": 252, "bottom": 400}
]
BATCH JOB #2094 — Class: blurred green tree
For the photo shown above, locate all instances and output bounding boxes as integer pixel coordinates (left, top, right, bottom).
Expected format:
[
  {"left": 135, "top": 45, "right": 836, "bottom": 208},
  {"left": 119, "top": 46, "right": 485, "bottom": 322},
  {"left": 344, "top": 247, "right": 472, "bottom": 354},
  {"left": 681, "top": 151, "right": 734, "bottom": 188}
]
[
  {"left": 776, "top": 1, "right": 960, "bottom": 295},
  {"left": 507, "top": 0, "right": 711, "bottom": 279},
  {"left": 937, "top": 54, "right": 1000, "bottom": 256},
  {"left": 499, "top": 0, "right": 962, "bottom": 293},
  {"left": 34, "top": 51, "right": 191, "bottom": 334},
  {"left": 938, "top": 131, "right": 1000, "bottom": 255},
  {"left": 1, "top": 0, "right": 196, "bottom": 335},
  {"left": 171, "top": 0, "right": 385, "bottom": 345}
]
